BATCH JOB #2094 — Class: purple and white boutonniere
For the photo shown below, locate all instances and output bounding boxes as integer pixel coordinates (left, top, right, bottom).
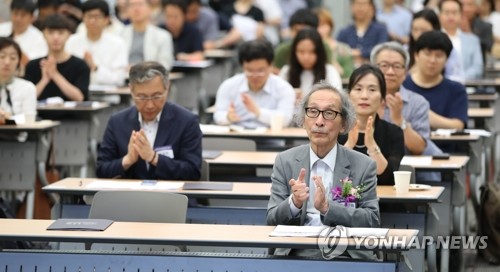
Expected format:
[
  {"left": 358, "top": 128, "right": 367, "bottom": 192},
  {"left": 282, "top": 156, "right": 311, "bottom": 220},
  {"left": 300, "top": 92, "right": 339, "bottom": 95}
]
[{"left": 331, "top": 177, "right": 365, "bottom": 208}]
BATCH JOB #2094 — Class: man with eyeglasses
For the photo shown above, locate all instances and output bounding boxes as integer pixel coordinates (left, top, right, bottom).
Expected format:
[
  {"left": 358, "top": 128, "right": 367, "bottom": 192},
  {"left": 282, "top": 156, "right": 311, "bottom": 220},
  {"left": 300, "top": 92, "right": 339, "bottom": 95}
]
[
  {"left": 267, "top": 81, "right": 379, "bottom": 259},
  {"left": 96, "top": 61, "right": 202, "bottom": 180},
  {"left": 370, "top": 42, "right": 430, "bottom": 156},
  {"left": 214, "top": 39, "right": 294, "bottom": 129},
  {"left": 65, "top": 0, "right": 128, "bottom": 86},
  {"left": 404, "top": 30, "right": 468, "bottom": 153}
]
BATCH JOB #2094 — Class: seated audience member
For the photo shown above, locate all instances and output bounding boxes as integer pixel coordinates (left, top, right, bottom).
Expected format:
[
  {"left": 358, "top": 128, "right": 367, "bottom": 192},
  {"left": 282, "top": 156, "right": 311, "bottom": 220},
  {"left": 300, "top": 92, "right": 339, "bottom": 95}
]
[
  {"left": 214, "top": 39, "right": 295, "bottom": 128},
  {"left": 439, "top": 0, "right": 483, "bottom": 80},
  {"left": 0, "top": 0, "right": 48, "bottom": 69},
  {"left": 266, "top": 81, "right": 379, "bottom": 259},
  {"left": 220, "top": 0, "right": 265, "bottom": 40},
  {"left": 377, "top": 0, "right": 413, "bottom": 44},
  {"left": 162, "top": 0, "right": 204, "bottom": 61},
  {"left": 185, "top": 0, "right": 219, "bottom": 45},
  {"left": 338, "top": 65, "right": 404, "bottom": 185},
  {"left": 273, "top": 8, "right": 332, "bottom": 73},
  {"left": 315, "top": 8, "right": 354, "bottom": 79},
  {"left": 0, "top": 38, "right": 37, "bottom": 125},
  {"left": 33, "top": 0, "right": 61, "bottom": 30},
  {"left": 404, "top": 30, "right": 468, "bottom": 152},
  {"left": 409, "top": 9, "right": 464, "bottom": 83},
  {"left": 254, "top": 0, "right": 282, "bottom": 45},
  {"left": 337, "top": 0, "right": 389, "bottom": 65},
  {"left": 371, "top": 41, "right": 442, "bottom": 181},
  {"left": 277, "top": 0, "right": 308, "bottom": 40},
  {"left": 370, "top": 42, "right": 430, "bottom": 156},
  {"left": 461, "top": 0, "right": 493, "bottom": 63},
  {"left": 279, "top": 28, "right": 342, "bottom": 105},
  {"left": 121, "top": 0, "right": 174, "bottom": 70},
  {"left": 24, "top": 14, "right": 90, "bottom": 102},
  {"left": 185, "top": 0, "right": 242, "bottom": 50},
  {"left": 66, "top": 0, "right": 128, "bottom": 87},
  {"left": 97, "top": 61, "right": 202, "bottom": 180}
]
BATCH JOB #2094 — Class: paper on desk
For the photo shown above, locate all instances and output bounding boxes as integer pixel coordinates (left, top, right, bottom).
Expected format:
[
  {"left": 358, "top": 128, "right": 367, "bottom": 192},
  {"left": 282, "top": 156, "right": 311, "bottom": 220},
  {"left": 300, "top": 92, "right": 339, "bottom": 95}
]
[
  {"left": 89, "top": 84, "right": 119, "bottom": 92},
  {"left": 229, "top": 124, "right": 267, "bottom": 133},
  {"left": 86, "top": 180, "right": 182, "bottom": 190},
  {"left": 269, "top": 225, "right": 389, "bottom": 238},
  {"left": 199, "top": 124, "right": 230, "bottom": 133},
  {"left": 401, "top": 156, "right": 432, "bottom": 166},
  {"left": 465, "top": 129, "right": 492, "bottom": 137}
]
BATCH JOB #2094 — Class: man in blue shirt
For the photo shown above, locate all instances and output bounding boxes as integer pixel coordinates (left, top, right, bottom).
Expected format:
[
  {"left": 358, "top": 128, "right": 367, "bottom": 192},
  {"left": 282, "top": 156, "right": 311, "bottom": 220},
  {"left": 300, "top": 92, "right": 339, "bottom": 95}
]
[{"left": 376, "top": 0, "right": 412, "bottom": 44}]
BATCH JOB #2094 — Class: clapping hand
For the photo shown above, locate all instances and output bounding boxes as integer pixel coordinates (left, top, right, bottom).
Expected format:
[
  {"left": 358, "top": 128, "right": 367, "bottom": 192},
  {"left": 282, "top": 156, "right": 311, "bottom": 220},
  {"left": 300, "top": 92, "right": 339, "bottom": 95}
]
[{"left": 289, "top": 168, "right": 308, "bottom": 209}]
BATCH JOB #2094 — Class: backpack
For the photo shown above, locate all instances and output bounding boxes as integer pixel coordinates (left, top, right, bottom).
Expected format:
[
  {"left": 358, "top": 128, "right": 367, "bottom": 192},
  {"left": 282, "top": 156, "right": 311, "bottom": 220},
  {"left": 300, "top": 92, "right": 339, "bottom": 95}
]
[{"left": 477, "top": 182, "right": 500, "bottom": 264}]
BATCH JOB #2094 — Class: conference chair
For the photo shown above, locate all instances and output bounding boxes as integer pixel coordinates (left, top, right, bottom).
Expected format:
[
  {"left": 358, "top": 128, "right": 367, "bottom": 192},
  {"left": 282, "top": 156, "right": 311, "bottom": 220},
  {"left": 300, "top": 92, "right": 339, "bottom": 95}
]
[
  {"left": 399, "top": 164, "right": 416, "bottom": 184},
  {"left": 87, "top": 190, "right": 188, "bottom": 252}
]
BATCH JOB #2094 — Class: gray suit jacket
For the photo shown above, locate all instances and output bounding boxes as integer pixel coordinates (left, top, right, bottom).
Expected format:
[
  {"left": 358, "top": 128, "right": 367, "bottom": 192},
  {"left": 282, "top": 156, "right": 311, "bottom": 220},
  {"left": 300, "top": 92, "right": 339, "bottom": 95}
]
[
  {"left": 266, "top": 144, "right": 380, "bottom": 258},
  {"left": 459, "top": 31, "right": 484, "bottom": 80}
]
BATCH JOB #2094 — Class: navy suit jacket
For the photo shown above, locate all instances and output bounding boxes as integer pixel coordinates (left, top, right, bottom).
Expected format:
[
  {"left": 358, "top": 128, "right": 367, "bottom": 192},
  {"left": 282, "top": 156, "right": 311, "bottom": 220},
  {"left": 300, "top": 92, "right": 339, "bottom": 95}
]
[{"left": 96, "top": 102, "right": 202, "bottom": 180}]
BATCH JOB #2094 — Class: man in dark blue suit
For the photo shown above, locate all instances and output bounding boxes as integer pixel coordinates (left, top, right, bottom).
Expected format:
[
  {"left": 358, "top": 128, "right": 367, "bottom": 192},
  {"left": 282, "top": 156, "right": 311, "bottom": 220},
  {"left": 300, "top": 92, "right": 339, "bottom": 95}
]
[{"left": 96, "top": 61, "right": 202, "bottom": 180}]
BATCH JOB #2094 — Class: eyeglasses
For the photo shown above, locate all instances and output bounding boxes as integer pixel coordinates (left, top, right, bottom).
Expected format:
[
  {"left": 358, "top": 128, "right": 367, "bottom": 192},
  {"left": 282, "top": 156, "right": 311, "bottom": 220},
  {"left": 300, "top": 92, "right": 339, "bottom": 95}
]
[
  {"left": 243, "top": 70, "right": 268, "bottom": 77},
  {"left": 305, "top": 107, "right": 342, "bottom": 120},
  {"left": 376, "top": 62, "right": 405, "bottom": 73},
  {"left": 132, "top": 92, "right": 167, "bottom": 102}
]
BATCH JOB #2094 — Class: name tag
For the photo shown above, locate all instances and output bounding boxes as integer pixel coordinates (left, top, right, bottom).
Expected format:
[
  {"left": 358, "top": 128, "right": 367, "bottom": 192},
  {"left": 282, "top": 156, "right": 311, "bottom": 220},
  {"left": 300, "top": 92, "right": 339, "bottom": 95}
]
[{"left": 155, "top": 145, "right": 174, "bottom": 159}]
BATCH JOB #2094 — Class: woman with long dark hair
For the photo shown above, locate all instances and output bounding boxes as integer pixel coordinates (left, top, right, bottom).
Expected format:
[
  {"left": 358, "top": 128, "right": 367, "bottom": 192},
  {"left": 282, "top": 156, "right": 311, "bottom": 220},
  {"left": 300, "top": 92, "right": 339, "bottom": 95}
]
[{"left": 279, "top": 28, "right": 342, "bottom": 105}]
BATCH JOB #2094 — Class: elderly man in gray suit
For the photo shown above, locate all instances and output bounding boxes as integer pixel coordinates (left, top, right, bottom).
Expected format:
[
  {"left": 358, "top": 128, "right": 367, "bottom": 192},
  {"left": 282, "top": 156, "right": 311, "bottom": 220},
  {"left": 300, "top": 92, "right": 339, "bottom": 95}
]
[{"left": 266, "top": 81, "right": 380, "bottom": 259}]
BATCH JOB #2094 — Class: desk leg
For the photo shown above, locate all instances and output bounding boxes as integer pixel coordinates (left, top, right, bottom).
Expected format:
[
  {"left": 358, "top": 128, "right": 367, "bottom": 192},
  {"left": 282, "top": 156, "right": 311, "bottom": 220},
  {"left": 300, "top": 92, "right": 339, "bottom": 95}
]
[
  {"left": 440, "top": 248, "right": 450, "bottom": 272},
  {"left": 426, "top": 243, "right": 438, "bottom": 272},
  {"left": 25, "top": 191, "right": 34, "bottom": 219}
]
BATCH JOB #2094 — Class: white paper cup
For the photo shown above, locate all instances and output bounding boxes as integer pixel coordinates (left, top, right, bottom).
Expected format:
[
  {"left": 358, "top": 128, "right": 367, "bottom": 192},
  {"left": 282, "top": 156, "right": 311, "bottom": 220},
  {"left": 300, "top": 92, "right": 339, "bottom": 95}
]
[
  {"left": 24, "top": 112, "right": 37, "bottom": 124},
  {"left": 394, "top": 171, "right": 411, "bottom": 194},
  {"left": 270, "top": 114, "right": 284, "bottom": 132}
]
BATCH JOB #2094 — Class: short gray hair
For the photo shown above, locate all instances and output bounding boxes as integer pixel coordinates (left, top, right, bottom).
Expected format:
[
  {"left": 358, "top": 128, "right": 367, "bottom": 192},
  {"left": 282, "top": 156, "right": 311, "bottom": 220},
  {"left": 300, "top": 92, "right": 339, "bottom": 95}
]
[
  {"left": 295, "top": 81, "right": 356, "bottom": 135},
  {"left": 370, "top": 42, "right": 410, "bottom": 68},
  {"left": 129, "top": 61, "right": 169, "bottom": 91}
]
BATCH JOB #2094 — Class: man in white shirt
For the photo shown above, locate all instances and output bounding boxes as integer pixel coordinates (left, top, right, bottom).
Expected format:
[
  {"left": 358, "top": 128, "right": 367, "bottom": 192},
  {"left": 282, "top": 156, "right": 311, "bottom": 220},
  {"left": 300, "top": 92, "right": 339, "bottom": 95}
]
[
  {"left": 0, "top": 0, "right": 48, "bottom": 68},
  {"left": 214, "top": 39, "right": 295, "bottom": 129},
  {"left": 66, "top": 0, "right": 128, "bottom": 86},
  {"left": 121, "top": 0, "right": 174, "bottom": 70}
]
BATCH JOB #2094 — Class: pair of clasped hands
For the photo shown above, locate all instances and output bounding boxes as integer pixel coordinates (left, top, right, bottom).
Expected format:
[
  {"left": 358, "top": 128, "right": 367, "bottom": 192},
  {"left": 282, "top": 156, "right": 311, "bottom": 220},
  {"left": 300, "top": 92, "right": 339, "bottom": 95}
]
[
  {"left": 289, "top": 168, "right": 329, "bottom": 214},
  {"left": 122, "top": 129, "right": 156, "bottom": 169}
]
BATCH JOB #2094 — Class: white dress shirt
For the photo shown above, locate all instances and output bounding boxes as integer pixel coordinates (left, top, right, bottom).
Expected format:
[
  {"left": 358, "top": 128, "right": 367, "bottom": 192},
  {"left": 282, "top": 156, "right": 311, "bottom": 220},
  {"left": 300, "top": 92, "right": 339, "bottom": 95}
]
[
  {"left": 138, "top": 111, "right": 161, "bottom": 169},
  {"left": 0, "top": 22, "right": 48, "bottom": 60},
  {"left": 66, "top": 32, "right": 128, "bottom": 86},
  {"left": 289, "top": 144, "right": 338, "bottom": 226},
  {"left": 214, "top": 73, "right": 295, "bottom": 128},
  {"left": 0, "top": 77, "right": 37, "bottom": 116}
]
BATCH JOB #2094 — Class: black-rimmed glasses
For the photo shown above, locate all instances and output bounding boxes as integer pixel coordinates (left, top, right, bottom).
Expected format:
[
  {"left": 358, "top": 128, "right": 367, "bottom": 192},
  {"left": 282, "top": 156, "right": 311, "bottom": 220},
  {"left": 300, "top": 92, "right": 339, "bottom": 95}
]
[{"left": 305, "top": 107, "right": 342, "bottom": 120}]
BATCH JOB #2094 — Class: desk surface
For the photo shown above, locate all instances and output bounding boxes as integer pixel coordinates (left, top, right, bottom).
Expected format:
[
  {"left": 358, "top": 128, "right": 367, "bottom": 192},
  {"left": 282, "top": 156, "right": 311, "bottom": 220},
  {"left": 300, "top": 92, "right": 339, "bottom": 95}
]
[
  {"left": 430, "top": 133, "right": 481, "bottom": 142},
  {"left": 37, "top": 102, "right": 110, "bottom": 112},
  {"left": 0, "top": 219, "right": 417, "bottom": 250},
  {"left": 44, "top": 178, "right": 444, "bottom": 203},
  {"left": 204, "top": 49, "right": 236, "bottom": 59},
  {"left": 0, "top": 120, "right": 60, "bottom": 132},
  {"left": 203, "top": 127, "right": 308, "bottom": 140},
  {"left": 206, "top": 151, "right": 278, "bottom": 166},
  {"left": 468, "top": 92, "right": 499, "bottom": 101},
  {"left": 207, "top": 151, "right": 469, "bottom": 171},
  {"left": 465, "top": 78, "right": 500, "bottom": 87},
  {"left": 468, "top": 108, "right": 494, "bottom": 118}
]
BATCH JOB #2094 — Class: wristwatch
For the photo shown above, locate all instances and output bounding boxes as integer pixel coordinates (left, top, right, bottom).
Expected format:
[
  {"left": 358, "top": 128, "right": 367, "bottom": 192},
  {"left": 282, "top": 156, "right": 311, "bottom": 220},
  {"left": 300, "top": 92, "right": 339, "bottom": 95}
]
[{"left": 400, "top": 119, "right": 407, "bottom": 130}]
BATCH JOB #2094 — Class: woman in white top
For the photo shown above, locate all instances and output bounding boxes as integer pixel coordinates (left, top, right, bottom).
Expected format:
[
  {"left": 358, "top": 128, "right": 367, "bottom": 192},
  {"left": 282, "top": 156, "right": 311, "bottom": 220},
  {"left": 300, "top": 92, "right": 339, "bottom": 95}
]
[
  {"left": 0, "top": 37, "right": 37, "bottom": 125},
  {"left": 279, "top": 28, "right": 342, "bottom": 105}
]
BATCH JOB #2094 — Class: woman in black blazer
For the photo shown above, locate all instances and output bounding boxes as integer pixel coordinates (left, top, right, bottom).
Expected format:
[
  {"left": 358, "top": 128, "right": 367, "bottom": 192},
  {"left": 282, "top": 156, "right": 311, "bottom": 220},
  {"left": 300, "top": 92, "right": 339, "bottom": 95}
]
[{"left": 338, "top": 64, "right": 404, "bottom": 185}]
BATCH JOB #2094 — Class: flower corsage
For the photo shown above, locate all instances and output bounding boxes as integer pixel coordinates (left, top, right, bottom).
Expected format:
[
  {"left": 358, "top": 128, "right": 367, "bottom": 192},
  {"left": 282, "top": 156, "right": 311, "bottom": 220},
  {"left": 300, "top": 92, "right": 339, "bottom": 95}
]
[{"left": 331, "top": 177, "right": 365, "bottom": 208}]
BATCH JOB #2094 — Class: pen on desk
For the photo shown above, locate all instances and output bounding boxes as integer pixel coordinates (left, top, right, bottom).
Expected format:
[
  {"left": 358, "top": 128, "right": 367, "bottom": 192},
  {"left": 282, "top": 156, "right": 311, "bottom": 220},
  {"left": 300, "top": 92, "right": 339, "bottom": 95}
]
[{"left": 79, "top": 180, "right": 82, "bottom": 187}]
